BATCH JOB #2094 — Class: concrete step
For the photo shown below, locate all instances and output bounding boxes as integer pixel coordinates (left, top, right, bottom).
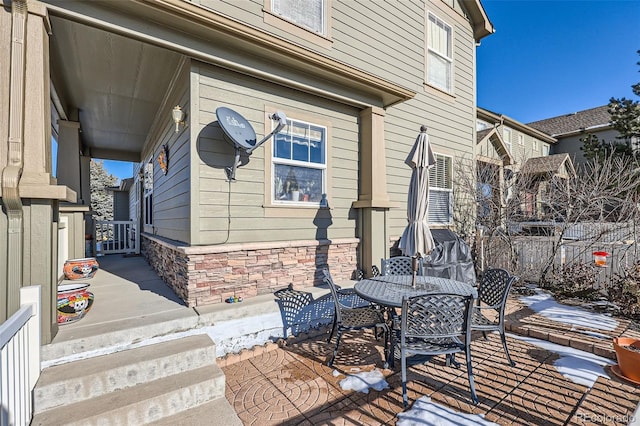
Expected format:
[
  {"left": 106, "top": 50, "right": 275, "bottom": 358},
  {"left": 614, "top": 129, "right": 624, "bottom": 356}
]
[
  {"left": 34, "top": 334, "right": 216, "bottom": 413},
  {"left": 41, "top": 308, "right": 214, "bottom": 364},
  {"left": 147, "top": 397, "right": 242, "bottom": 426},
  {"left": 30, "top": 364, "right": 226, "bottom": 426}
]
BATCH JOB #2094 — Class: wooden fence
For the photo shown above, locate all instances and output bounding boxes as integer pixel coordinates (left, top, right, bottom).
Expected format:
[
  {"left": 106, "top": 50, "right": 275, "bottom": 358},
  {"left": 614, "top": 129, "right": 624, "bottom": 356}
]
[{"left": 479, "top": 226, "right": 639, "bottom": 290}]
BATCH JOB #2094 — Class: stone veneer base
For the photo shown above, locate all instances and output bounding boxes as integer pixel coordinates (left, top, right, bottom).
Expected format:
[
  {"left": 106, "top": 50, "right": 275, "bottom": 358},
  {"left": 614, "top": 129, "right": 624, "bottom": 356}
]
[{"left": 141, "top": 235, "right": 360, "bottom": 307}]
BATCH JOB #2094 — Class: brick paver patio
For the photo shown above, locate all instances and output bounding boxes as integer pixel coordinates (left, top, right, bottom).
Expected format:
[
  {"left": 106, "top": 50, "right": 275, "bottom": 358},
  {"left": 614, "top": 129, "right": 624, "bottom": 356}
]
[{"left": 220, "top": 296, "right": 640, "bottom": 425}]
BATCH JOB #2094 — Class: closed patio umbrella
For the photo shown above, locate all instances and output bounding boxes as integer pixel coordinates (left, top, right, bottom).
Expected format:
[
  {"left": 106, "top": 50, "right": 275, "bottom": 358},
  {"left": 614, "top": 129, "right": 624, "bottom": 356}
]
[{"left": 398, "top": 125, "right": 436, "bottom": 259}]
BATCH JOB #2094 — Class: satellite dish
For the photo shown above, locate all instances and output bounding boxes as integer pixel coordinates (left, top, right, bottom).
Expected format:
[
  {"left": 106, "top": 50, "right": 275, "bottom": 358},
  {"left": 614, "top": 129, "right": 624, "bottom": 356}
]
[
  {"left": 215, "top": 107, "right": 287, "bottom": 181},
  {"left": 216, "top": 107, "right": 258, "bottom": 151}
]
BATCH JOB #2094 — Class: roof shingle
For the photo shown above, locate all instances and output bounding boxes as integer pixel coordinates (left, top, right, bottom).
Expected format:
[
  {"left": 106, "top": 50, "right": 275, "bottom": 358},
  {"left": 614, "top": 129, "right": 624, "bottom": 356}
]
[{"left": 526, "top": 105, "right": 610, "bottom": 136}]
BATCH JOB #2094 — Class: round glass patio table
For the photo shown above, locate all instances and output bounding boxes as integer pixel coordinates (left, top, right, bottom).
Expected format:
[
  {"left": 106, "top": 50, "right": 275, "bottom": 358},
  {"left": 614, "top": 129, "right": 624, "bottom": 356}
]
[{"left": 354, "top": 275, "right": 477, "bottom": 308}]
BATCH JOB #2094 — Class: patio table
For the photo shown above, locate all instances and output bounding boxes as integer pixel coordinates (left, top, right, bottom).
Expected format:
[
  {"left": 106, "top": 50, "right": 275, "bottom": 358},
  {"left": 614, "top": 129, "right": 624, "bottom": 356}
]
[
  {"left": 354, "top": 275, "right": 477, "bottom": 308},
  {"left": 355, "top": 275, "right": 477, "bottom": 368}
]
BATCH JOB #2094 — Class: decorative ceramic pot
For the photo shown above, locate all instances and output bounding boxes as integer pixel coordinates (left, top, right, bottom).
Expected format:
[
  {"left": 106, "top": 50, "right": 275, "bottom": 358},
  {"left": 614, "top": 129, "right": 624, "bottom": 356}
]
[
  {"left": 63, "top": 257, "right": 99, "bottom": 280},
  {"left": 613, "top": 337, "right": 640, "bottom": 383},
  {"left": 57, "top": 283, "right": 94, "bottom": 324}
]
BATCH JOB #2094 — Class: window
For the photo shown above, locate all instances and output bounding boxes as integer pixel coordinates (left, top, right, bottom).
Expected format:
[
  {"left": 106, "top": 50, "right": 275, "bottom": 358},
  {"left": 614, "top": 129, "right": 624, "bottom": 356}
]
[
  {"left": 143, "top": 160, "right": 153, "bottom": 226},
  {"left": 533, "top": 139, "right": 539, "bottom": 151},
  {"left": 542, "top": 144, "right": 549, "bottom": 156},
  {"left": 428, "top": 153, "right": 453, "bottom": 224},
  {"left": 427, "top": 13, "right": 452, "bottom": 93},
  {"left": 272, "top": 0, "right": 326, "bottom": 35},
  {"left": 503, "top": 127, "right": 512, "bottom": 153},
  {"left": 272, "top": 118, "right": 326, "bottom": 204},
  {"left": 518, "top": 134, "right": 524, "bottom": 146}
]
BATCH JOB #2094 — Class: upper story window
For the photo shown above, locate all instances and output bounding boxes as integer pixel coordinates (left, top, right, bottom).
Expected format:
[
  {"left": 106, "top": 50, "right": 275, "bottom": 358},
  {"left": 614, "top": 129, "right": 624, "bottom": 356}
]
[
  {"left": 428, "top": 153, "right": 453, "bottom": 224},
  {"left": 533, "top": 139, "right": 539, "bottom": 151},
  {"left": 427, "top": 13, "right": 453, "bottom": 93},
  {"left": 272, "top": 0, "right": 326, "bottom": 35},
  {"left": 502, "top": 127, "right": 512, "bottom": 153},
  {"left": 518, "top": 134, "right": 524, "bottom": 146},
  {"left": 542, "top": 144, "right": 549, "bottom": 156},
  {"left": 272, "top": 118, "right": 326, "bottom": 204}
]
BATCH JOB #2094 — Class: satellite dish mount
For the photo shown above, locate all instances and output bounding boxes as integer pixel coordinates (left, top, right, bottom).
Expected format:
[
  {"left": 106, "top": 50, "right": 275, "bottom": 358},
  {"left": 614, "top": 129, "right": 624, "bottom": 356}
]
[{"left": 216, "top": 107, "right": 287, "bottom": 181}]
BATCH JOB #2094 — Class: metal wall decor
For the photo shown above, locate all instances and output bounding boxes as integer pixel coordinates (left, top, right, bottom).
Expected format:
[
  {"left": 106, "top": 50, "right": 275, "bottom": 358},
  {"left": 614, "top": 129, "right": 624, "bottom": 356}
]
[{"left": 158, "top": 143, "right": 169, "bottom": 175}]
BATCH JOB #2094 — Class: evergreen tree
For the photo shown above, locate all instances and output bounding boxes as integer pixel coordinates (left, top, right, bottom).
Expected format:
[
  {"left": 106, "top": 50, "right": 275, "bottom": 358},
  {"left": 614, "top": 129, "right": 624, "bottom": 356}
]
[
  {"left": 90, "top": 160, "right": 119, "bottom": 221},
  {"left": 608, "top": 50, "right": 640, "bottom": 149}
]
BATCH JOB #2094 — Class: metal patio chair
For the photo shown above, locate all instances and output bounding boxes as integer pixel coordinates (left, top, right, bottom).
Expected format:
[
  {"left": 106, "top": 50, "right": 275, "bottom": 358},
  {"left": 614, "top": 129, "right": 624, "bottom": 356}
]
[
  {"left": 399, "top": 293, "right": 477, "bottom": 407},
  {"left": 322, "top": 269, "right": 389, "bottom": 367},
  {"left": 381, "top": 256, "right": 414, "bottom": 276},
  {"left": 471, "top": 268, "right": 518, "bottom": 367}
]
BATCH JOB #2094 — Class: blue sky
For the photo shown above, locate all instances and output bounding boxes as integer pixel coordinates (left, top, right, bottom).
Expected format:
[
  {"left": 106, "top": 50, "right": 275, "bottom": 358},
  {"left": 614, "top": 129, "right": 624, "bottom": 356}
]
[{"left": 477, "top": 0, "right": 640, "bottom": 123}]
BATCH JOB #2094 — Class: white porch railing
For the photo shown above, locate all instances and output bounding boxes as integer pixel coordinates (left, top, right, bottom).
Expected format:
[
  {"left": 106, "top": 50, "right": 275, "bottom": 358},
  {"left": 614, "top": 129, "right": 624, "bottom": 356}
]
[
  {"left": 95, "top": 220, "right": 140, "bottom": 256},
  {"left": 0, "top": 286, "right": 41, "bottom": 426}
]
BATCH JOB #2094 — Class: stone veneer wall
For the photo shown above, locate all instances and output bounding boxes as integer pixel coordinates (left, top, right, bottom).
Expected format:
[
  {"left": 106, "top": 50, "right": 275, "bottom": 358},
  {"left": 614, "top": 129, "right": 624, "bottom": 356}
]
[{"left": 142, "top": 235, "right": 360, "bottom": 307}]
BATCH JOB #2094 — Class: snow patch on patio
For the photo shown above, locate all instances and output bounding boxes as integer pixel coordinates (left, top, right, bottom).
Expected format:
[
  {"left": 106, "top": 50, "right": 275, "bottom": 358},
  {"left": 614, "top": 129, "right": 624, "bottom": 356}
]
[
  {"left": 510, "top": 334, "right": 613, "bottom": 387},
  {"left": 396, "top": 396, "right": 499, "bottom": 425},
  {"left": 520, "top": 290, "right": 618, "bottom": 331},
  {"left": 205, "top": 312, "right": 284, "bottom": 357},
  {"left": 336, "top": 369, "right": 389, "bottom": 394}
]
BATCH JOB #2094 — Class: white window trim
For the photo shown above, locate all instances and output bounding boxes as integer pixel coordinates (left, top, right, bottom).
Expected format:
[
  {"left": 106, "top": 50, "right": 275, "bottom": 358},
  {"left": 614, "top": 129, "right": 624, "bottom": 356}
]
[
  {"left": 533, "top": 139, "right": 539, "bottom": 151},
  {"left": 426, "top": 12, "right": 454, "bottom": 94},
  {"left": 264, "top": 109, "right": 331, "bottom": 217},
  {"left": 143, "top": 158, "right": 153, "bottom": 229},
  {"left": 503, "top": 127, "right": 512, "bottom": 153},
  {"left": 518, "top": 134, "right": 524, "bottom": 146}
]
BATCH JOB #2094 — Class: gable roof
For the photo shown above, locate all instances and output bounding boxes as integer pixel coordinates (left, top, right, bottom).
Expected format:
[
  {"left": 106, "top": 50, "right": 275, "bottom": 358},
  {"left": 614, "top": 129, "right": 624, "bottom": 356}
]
[
  {"left": 526, "top": 105, "right": 611, "bottom": 137},
  {"left": 476, "top": 127, "right": 514, "bottom": 165},
  {"left": 520, "top": 153, "right": 576, "bottom": 177}
]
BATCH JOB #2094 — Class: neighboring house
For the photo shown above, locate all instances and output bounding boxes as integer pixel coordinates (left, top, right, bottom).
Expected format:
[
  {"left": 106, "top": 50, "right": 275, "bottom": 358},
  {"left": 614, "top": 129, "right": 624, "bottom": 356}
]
[
  {"left": 475, "top": 107, "right": 562, "bottom": 222},
  {"left": 1, "top": 0, "right": 493, "bottom": 342},
  {"left": 526, "top": 105, "right": 616, "bottom": 167}
]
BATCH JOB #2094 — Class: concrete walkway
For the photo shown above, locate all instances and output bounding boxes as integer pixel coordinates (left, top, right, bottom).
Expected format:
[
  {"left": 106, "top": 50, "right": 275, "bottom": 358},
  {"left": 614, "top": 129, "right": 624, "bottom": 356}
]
[{"left": 46, "top": 255, "right": 640, "bottom": 425}]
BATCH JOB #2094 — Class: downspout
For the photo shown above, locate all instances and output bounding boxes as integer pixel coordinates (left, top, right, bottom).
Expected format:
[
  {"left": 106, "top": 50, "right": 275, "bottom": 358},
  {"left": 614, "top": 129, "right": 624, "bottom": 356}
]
[{"left": 2, "top": 0, "right": 28, "bottom": 313}]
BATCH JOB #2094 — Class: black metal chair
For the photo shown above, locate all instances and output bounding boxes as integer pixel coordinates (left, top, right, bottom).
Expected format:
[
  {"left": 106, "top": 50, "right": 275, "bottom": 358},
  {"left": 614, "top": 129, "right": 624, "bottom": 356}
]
[
  {"left": 381, "top": 256, "right": 414, "bottom": 276},
  {"left": 471, "top": 268, "right": 518, "bottom": 367},
  {"left": 399, "top": 293, "right": 477, "bottom": 407},
  {"left": 322, "top": 269, "right": 389, "bottom": 367}
]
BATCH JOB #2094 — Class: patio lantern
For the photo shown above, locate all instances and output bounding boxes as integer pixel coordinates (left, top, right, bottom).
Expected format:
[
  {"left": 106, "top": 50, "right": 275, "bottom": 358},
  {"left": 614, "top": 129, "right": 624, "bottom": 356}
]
[{"left": 593, "top": 251, "right": 609, "bottom": 267}]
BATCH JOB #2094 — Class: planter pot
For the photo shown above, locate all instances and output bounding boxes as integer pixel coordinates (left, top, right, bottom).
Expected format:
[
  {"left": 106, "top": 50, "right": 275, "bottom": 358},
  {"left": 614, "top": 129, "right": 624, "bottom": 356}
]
[
  {"left": 63, "top": 257, "right": 99, "bottom": 280},
  {"left": 57, "top": 283, "right": 94, "bottom": 324},
  {"left": 613, "top": 337, "right": 640, "bottom": 383}
]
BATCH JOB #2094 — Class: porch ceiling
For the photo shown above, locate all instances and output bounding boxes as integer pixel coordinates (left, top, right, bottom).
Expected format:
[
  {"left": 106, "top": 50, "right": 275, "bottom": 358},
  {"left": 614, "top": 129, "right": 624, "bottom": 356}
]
[{"left": 49, "top": 16, "right": 182, "bottom": 162}]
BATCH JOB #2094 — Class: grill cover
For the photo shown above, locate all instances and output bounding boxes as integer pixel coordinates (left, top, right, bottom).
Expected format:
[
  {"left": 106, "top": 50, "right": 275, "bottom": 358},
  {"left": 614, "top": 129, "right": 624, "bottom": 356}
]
[{"left": 420, "top": 230, "right": 477, "bottom": 286}]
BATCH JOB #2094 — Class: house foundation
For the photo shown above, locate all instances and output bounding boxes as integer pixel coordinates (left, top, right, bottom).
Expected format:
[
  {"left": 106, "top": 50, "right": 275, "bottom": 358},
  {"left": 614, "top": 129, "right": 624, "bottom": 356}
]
[{"left": 142, "top": 235, "right": 359, "bottom": 306}]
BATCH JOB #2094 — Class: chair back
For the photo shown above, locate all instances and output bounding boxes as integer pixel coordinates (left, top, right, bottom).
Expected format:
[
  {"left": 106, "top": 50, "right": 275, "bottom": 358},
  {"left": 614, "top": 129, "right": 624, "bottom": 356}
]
[
  {"left": 478, "top": 268, "right": 517, "bottom": 310},
  {"left": 381, "top": 256, "right": 413, "bottom": 276},
  {"left": 322, "top": 268, "right": 344, "bottom": 323},
  {"left": 401, "top": 293, "right": 473, "bottom": 341}
]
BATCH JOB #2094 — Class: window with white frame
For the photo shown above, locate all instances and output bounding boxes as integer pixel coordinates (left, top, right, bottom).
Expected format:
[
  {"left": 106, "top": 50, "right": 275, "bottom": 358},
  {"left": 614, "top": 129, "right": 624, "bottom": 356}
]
[
  {"left": 503, "top": 127, "right": 512, "bottom": 153},
  {"left": 143, "top": 160, "right": 153, "bottom": 226},
  {"left": 428, "top": 153, "right": 453, "bottom": 224},
  {"left": 518, "top": 134, "right": 524, "bottom": 146},
  {"left": 272, "top": 118, "right": 326, "bottom": 204},
  {"left": 542, "top": 144, "right": 549, "bottom": 156},
  {"left": 272, "top": 0, "right": 326, "bottom": 35},
  {"left": 427, "top": 13, "right": 453, "bottom": 93},
  {"left": 533, "top": 139, "right": 539, "bottom": 151}
]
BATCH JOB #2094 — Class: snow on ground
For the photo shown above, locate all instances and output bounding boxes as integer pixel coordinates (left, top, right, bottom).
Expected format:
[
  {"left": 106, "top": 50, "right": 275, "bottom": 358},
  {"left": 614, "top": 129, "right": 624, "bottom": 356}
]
[
  {"left": 520, "top": 290, "right": 618, "bottom": 331},
  {"left": 336, "top": 368, "right": 389, "bottom": 393},
  {"left": 396, "top": 396, "right": 499, "bottom": 426},
  {"left": 510, "top": 334, "right": 613, "bottom": 388}
]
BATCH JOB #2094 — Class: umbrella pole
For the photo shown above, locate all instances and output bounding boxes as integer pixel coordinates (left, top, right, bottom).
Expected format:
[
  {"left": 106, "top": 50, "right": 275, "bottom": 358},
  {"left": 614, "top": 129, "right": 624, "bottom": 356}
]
[{"left": 411, "top": 255, "right": 419, "bottom": 289}]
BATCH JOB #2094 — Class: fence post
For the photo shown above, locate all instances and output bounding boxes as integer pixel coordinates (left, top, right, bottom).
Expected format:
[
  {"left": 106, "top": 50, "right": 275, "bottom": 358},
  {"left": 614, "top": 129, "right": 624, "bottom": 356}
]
[{"left": 19, "top": 285, "right": 41, "bottom": 389}]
